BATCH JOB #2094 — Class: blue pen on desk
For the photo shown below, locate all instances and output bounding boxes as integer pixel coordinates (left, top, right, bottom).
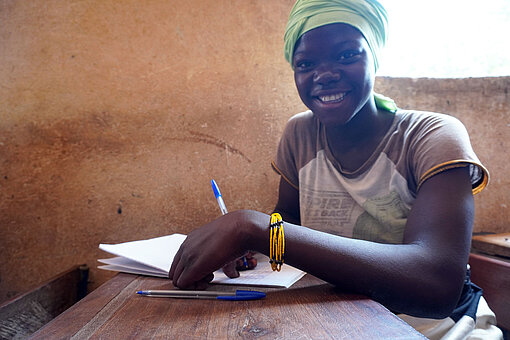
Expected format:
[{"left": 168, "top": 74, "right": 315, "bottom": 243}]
[
  {"left": 136, "top": 289, "right": 265, "bottom": 301},
  {"left": 211, "top": 179, "right": 249, "bottom": 269}
]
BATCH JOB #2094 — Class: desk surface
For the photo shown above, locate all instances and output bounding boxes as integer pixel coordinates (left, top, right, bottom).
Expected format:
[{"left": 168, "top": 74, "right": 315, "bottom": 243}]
[{"left": 31, "top": 273, "right": 425, "bottom": 339}]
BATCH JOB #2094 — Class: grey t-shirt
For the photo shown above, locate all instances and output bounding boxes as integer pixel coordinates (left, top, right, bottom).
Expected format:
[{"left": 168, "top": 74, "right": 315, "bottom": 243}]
[{"left": 272, "top": 110, "right": 488, "bottom": 244}]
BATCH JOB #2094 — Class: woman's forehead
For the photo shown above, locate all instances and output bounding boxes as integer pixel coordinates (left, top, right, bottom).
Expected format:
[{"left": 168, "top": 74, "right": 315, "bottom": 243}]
[{"left": 294, "top": 23, "right": 366, "bottom": 54}]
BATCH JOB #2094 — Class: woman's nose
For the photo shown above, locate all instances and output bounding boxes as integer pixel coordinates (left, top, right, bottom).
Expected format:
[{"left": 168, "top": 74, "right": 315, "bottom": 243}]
[{"left": 313, "top": 67, "right": 341, "bottom": 85}]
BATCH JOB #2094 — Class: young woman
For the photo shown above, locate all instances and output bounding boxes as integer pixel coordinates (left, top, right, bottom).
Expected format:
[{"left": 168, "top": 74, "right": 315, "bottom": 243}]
[{"left": 170, "top": 1, "right": 501, "bottom": 338}]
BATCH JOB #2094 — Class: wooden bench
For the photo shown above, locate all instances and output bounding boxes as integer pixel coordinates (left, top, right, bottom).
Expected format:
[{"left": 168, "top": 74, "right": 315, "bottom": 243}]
[
  {"left": 0, "top": 264, "right": 89, "bottom": 339},
  {"left": 469, "top": 252, "right": 510, "bottom": 335}
]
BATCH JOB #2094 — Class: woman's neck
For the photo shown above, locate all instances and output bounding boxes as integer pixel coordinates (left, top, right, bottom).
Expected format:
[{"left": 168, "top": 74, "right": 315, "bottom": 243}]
[{"left": 324, "top": 105, "right": 395, "bottom": 171}]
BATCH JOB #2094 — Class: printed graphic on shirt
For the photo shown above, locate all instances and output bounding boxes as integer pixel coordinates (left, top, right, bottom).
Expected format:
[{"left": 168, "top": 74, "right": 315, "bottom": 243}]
[
  {"left": 300, "top": 186, "right": 363, "bottom": 236},
  {"left": 353, "top": 191, "right": 409, "bottom": 244}
]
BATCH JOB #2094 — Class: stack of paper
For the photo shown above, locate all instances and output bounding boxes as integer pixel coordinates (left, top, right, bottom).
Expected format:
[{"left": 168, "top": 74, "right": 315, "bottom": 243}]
[{"left": 98, "top": 234, "right": 306, "bottom": 288}]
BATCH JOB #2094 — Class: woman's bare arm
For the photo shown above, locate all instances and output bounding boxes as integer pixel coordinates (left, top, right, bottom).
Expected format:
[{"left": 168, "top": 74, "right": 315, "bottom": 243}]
[{"left": 170, "top": 167, "right": 473, "bottom": 318}]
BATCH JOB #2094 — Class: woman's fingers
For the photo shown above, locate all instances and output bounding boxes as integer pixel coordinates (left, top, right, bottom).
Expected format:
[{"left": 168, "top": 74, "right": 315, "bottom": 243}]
[
  {"left": 235, "top": 252, "right": 258, "bottom": 271},
  {"left": 245, "top": 255, "right": 257, "bottom": 270},
  {"left": 168, "top": 211, "right": 266, "bottom": 289},
  {"left": 189, "top": 273, "right": 215, "bottom": 290},
  {"left": 170, "top": 257, "right": 186, "bottom": 285},
  {"left": 168, "top": 247, "right": 183, "bottom": 280},
  {"left": 204, "top": 272, "right": 214, "bottom": 283},
  {"left": 222, "top": 261, "right": 240, "bottom": 278}
]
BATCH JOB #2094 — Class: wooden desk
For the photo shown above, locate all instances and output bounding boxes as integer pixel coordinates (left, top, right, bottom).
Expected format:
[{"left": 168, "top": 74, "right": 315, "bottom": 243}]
[{"left": 30, "top": 273, "right": 425, "bottom": 339}]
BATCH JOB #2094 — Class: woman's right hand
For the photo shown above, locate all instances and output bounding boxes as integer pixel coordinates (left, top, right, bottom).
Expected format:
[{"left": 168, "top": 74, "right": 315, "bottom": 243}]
[
  {"left": 169, "top": 210, "right": 266, "bottom": 289},
  {"left": 221, "top": 251, "right": 258, "bottom": 278}
]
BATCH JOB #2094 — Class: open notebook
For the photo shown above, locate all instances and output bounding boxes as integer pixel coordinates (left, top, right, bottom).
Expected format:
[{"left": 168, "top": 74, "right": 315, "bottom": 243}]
[{"left": 98, "top": 234, "right": 305, "bottom": 288}]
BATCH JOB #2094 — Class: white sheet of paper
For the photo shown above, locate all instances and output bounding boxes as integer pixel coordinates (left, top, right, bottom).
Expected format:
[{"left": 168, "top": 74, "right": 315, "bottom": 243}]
[
  {"left": 98, "top": 263, "right": 168, "bottom": 278},
  {"left": 98, "top": 234, "right": 305, "bottom": 288},
  {"left": 99, "top": 234, "right": 187, "bottom": 272},
  {"left": 97, "top": 257, "right": 167, "bottom": 277},
  {"left": 210, "top": 253, "right": 305, "bottom": 287}
]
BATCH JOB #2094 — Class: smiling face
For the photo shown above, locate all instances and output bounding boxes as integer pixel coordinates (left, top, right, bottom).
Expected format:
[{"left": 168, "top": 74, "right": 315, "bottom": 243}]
[{"left": 293, "top": 23, "right": 376, "bottom": 127}]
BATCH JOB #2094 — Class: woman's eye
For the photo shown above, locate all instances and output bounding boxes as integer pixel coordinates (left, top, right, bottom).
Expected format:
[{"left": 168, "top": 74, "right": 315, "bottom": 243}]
[
  {"left": 338, "top": 51, "right": 361, "bottom": 62},
  {"left": 295, "top": 60, "right": 313, "bottom": 70}
]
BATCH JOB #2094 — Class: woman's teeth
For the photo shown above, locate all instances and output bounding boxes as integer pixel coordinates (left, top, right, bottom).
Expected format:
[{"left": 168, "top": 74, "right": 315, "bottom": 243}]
[{"left": 318, "top": 93, "right": 346, "bottom": 103}]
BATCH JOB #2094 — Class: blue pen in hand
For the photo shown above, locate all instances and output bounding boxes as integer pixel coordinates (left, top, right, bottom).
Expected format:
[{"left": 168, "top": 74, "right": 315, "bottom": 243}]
[{"left": 211, "top": 179, "right": 249, "bottom": 270}]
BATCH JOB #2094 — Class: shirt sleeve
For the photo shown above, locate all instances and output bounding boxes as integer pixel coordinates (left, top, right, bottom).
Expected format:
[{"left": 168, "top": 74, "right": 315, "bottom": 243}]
[
  {"left": 271, "top": 111, "right": 317, "bottom": 191},
  {"left": 272, "top": 116, "right": 301, "bottom": 190},
  {"left": 409, "top": 112, "right": 489, "bottom": 194}
]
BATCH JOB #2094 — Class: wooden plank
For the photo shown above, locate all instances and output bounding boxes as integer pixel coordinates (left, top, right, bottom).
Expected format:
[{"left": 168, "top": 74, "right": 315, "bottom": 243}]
[
  {"left": 0, "top": 265, "right": 88, "bottom": 339},
  {"left": 29, "top": 273, "right": 137, "bottom": 339},
  {"left": 471, "top": 233, "right": 510, "bottom": 258},
  {"left": 469, "top": 253, "right": 510, "bottom": 331},
  {"left": 32, "top": 274, "right": 425, "bottom": 339}
]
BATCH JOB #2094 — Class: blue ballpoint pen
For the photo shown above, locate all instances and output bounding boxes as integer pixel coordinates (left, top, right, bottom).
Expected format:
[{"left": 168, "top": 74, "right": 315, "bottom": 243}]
[
  {"left": 136, "top": 289, "right": 266, "bottom": 301},
  {"left": 211, "top": 179, "right": 228, "bottom": 215},
  {"left": 211, "top": 179, "right": 249, "bottom": 269}
]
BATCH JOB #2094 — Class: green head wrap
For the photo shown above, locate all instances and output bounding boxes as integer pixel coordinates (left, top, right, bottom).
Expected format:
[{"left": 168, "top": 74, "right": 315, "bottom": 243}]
[
  {"left": 284, "top": 0, "right": 388, "bottom": 71},
  {"left": 284, "top": 0, "right": 397, "bottom": 112}
]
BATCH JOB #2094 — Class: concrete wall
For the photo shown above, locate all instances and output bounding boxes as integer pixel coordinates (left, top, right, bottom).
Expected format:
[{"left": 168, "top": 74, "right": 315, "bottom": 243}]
[{"left": 1, "top": 0, "right": 508, "bottom": 303}]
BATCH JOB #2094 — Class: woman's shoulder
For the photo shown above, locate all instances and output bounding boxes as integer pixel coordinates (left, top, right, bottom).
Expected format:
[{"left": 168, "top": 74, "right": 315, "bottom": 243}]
[
  {"left": 395, "top": 109, "right": 467, "bottom": 132},
  {"left": 283, "top": 110, "right": 318, "bottom": 135},
  {"left": 287, "top": 110, "right": 315, "bottom": 125}
]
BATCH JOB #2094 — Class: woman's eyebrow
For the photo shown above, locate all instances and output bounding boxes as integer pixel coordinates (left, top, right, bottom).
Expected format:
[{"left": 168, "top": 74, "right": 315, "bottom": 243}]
[
  {"left": 293, "top": 51, "right": 308, "bottom": 59},
  {"left": 332, "top": 39, "right": 364, "bottom": 48}
]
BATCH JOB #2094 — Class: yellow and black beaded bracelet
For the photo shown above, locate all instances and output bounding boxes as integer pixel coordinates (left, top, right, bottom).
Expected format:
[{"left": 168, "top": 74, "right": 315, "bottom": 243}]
[{"left": 269, "top": 213, "right": 284, "bottom": 272}]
